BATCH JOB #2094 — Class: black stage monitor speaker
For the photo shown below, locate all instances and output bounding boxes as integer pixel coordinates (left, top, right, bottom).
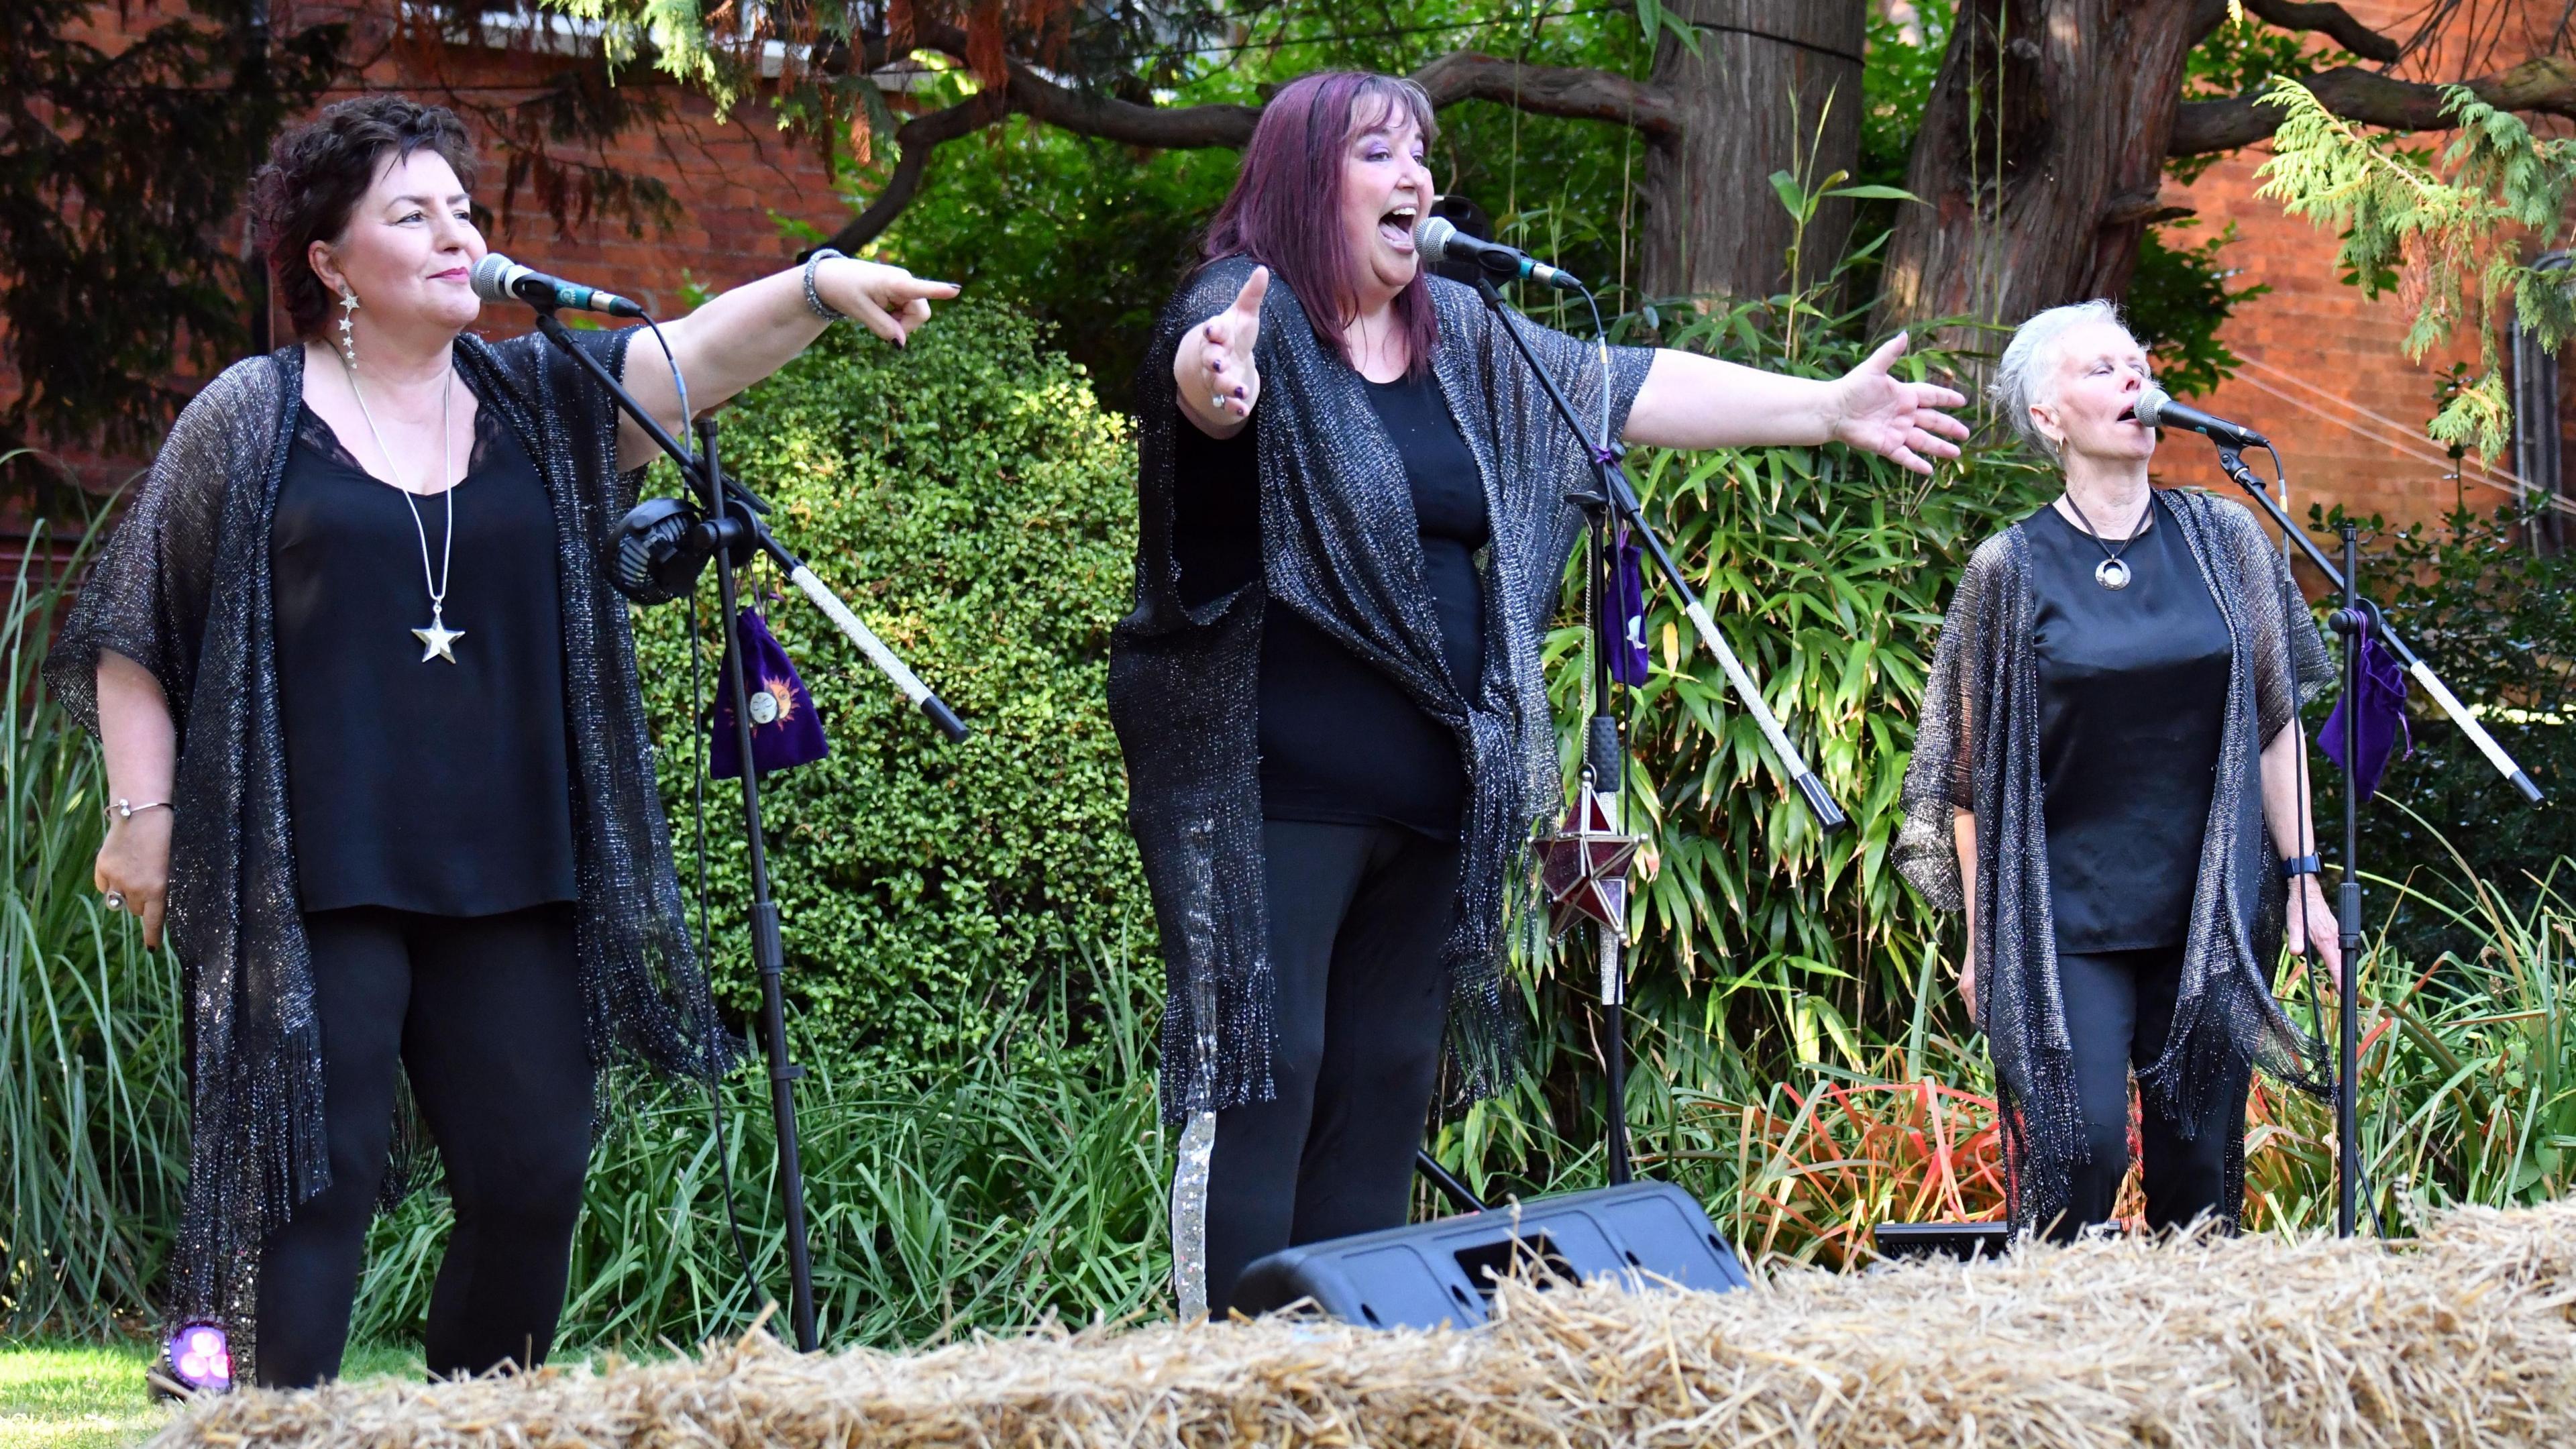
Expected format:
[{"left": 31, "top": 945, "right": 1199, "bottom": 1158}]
[
  {"left": 1872, "top": 1220, "right": 2014, "bottom": 1262},
  {"left": 1232, "top": 1182, "right": 1749, "bottom": 1330}
]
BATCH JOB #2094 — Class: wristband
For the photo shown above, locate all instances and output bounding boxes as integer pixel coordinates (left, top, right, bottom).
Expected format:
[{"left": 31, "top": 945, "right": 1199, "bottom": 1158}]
[
  {"left": 2279, "top": 854, "right": 2321, "bottom": 879},
  {"left": 801, "top": 248, "right": 848, "bottom": 323}
]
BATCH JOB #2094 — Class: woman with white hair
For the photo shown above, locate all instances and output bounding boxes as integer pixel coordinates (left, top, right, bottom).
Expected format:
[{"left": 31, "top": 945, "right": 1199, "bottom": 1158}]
[{"left": 1894, "top": 301, "right": 2339, "bottom": 1239}]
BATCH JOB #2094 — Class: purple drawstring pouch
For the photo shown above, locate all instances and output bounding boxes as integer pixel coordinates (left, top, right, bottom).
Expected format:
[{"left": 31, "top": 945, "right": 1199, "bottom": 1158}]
[{"left": 710, "top": 606, "right": 829, "bottom": 780}]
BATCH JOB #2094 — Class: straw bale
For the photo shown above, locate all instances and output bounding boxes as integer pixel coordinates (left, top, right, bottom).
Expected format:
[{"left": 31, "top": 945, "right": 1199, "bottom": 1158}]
[{"left": 159, "top": 1195, "right": 2576, "bottom": 1448}]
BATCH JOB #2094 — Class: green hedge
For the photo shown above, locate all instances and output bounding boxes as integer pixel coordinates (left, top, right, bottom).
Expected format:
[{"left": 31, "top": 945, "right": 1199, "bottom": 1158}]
[{"left": 629, "top": 300, "right": 1151, "bottom": 1073}]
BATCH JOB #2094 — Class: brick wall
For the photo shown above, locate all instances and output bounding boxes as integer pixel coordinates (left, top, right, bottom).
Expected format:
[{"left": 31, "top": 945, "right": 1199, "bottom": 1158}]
[
  {"left": 2153, "top": 0, "right": 2568, "bottom": 531},
  {"left": 18, "top": 0, "right": 844, "bottom": 495}
]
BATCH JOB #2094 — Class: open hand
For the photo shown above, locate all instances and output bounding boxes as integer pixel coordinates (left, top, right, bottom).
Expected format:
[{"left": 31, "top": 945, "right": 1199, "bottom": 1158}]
[
  {"left": 1174, "top": 266, "right": 1268, "bottom": 433},
  {"left": 1829, "top": 335, "right": 1970, "bottom": 475},
  {"left": 95, "top": 812, "right": 172, "bottom": 949},
  {"left": 2286, "top": 874, "right": 2343, "bottom": 992},
  {"left": 818, "top": 258, "right": 960, "bottom": 347}
]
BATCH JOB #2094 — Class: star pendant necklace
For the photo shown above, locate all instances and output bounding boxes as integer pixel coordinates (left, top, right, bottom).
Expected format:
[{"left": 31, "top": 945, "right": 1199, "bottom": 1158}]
[{"left": 341, "top": 345, "right": 464, "bottom": 662}]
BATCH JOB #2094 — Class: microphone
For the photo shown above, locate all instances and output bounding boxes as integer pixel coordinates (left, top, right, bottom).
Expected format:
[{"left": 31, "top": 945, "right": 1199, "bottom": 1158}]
[
  {"left": 1415, "top": 215, "right": 1584, "bottom": 292},
  {"left": 471, "top": 252, "right": 647, "bottom": 318},
  {"left": 2134, "top": 383, "right": 2268, "bottom": 449}
]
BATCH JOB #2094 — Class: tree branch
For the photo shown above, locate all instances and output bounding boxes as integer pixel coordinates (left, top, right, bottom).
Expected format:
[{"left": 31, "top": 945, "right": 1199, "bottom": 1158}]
[
  {"left": 2239, "top": 0, "right": 2404, "bottom": 64},
  {"left": 1000, "top": 64, "right": 1260, "bottom": 148},
  {"left": 1408, "top": 52, "right": 1681, "bottom": 138},
  {"left": 2169, "top": 54, "right": 2576, "bottom": 154},
  {"left": 821, "top": 88, "right": 1008, "bottom": 254},
  {"left": 814, "top": 39, "right": 1684, "bottom": 251}
]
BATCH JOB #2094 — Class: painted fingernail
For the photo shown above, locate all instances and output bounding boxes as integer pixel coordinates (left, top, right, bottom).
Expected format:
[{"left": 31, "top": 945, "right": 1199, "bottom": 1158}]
[{"left": 1233, "top": 386, "right": 1246, "bottom": 398}]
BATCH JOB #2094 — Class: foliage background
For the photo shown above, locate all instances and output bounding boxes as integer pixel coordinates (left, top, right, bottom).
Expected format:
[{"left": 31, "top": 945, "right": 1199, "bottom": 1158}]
[{"left": 626, "top": 301, "right": 1151, "bottom": 1069}]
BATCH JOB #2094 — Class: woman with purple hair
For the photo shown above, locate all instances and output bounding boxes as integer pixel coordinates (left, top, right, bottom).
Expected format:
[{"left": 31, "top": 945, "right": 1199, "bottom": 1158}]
[{"left": 1110, "top": 70, "right": 1972, "bottom": 1316}]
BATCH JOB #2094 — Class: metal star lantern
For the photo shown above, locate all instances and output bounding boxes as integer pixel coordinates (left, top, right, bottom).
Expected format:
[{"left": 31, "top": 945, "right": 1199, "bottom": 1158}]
[{"left": 1536, "top": 784, "right": 1642, "bottom": 939}]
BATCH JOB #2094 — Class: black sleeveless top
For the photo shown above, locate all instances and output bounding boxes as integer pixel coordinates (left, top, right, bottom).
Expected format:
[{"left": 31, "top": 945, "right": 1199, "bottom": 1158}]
[
  {"left": 2026, "top": 492, "right": 2235, "bottom": 953},
  {"left": 1171, "top": 369, "right": 1491, "bottom": 840},
  {"left": 270, "top": 380, "right": 580, "bottom": 916}
]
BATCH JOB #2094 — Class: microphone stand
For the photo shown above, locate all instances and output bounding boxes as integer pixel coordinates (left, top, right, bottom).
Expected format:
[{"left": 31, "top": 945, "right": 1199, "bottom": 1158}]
[
  {"left": 1470, "top": 276, "right": 1851, "bottom": 1186},
  {"left": 2206, "top": 442, "right": 2544, "bottom": 1237},
  {"left": 526, "top": 309, "right": 969, "bottom": 1348}
]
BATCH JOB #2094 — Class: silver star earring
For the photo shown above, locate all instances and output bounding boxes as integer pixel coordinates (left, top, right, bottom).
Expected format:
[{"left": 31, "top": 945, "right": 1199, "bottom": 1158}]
[{"left": 337, "top": 288, "right": 360, "bottom": 368}]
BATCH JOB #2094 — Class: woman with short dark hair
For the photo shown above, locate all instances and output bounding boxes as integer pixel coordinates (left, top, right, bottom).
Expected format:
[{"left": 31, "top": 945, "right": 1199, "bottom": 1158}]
[
  {"left": 1895, "top": 301, "right": 2339, "bottom": 1241},
  {"left": 49, "top": 93, "right": 955, "bottom": 1387},
  {"left": 1112, "top": 70, "right": 1972, "bottom": 1317}
]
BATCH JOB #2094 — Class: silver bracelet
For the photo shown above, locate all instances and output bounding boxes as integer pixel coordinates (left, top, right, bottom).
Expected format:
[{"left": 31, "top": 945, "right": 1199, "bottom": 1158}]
[
  {"left": 108, "top": 798, "right": 172, "bottom": 820},
  {"left": 802, "top": 248, "right": 849, "bottom": 323}
]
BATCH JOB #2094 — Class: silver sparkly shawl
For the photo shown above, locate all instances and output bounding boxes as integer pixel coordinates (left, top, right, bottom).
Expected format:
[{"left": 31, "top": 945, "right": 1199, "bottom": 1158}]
[
  {"left": 1893, "top": 487, "right": 2334, "bottom": 1233},
  {"left": 1111, "top": 260, "right": 1649, "bottom": 1304},
  {"left": 44, "top": 333, "right": 726, "bottom": 1368}
]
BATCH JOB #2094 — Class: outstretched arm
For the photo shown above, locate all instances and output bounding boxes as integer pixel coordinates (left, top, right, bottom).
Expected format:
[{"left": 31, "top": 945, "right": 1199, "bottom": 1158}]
[
  {"left": 1173, "top": 266, "right": 1269, "bottom": 440},
  {"left": 1623, "top": 335, "right": 1970, "bottom": 475},
  {"left": 614, "top": 257, "right": 960, "bottom": 470}
]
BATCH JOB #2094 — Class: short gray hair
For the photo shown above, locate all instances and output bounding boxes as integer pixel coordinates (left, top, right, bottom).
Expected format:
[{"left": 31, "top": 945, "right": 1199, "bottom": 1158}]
[{"left": 1989, "top": 300, "right": 2135, "bottom": 461}]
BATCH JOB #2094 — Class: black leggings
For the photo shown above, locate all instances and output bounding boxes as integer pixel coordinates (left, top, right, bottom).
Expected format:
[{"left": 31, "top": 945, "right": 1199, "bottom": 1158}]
[
  {"left": 1204, "top": 820, "right": 1462, "bottom": 1316},
  {"left": 2056, "top": 943, "right": 2251, "bottom": 1238},
  {"left": 254, "top": 904, "right": 593, "bottom": 1388}
]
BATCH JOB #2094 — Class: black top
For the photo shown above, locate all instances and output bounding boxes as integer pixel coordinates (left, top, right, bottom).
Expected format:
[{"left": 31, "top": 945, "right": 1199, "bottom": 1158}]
[
  {"left": 270, "top": 386, "right": 580, "bottom": 916},
  {"left": 1171, "top": 369, "right": 1491, "bottom": 839},
  {"left": 2025, "top": 491, "right": 2235, "bottom": 953}
]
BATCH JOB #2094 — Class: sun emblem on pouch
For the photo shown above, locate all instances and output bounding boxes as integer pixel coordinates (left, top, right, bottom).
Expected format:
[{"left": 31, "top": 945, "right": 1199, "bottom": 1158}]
[{"left": 747, "top": 677, "right": 798, "bottom": 727}]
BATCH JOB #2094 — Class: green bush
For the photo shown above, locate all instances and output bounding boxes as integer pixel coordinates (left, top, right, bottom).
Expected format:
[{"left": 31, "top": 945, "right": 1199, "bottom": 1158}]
[
  {"left": 627, "top": 299, "right": 1153, "bottom": 1076},
  {"left": 2313, "top": 501, "right": 2573, "bottom": 957}
]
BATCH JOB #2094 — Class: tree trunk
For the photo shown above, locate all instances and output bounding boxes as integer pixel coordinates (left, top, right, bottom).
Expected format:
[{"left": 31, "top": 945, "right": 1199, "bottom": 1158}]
[
  {"left": 1877, "top": 0, "right": 2223, "bottom": 345},
  {"left": 1638, "top": 0, "right": 1866, "bottom": 303}
]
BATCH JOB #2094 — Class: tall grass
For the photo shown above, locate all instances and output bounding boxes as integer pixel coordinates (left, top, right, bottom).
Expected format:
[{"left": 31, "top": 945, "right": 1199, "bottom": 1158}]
[
  {"left": 0, "top": 519, "right": 191, "bottom": 1337},
  {"left": 2240, "top": 834, "right": 2575, "bottom": 1234},
  {"left": 350, "top": 943, "right": 1173, "bottom": 1352},
  {"left": 1574, "top": 837, "right": 2576, "bottom": 1265}
]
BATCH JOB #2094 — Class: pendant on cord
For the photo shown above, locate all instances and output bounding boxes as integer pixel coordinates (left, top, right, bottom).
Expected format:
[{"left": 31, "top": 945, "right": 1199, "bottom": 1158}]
[
  {"left": 413, "top": 604, "right": 464, "bottom": 663},
  {"left": 2094, "top": 557, "right": 2132, "bottom": 590}
]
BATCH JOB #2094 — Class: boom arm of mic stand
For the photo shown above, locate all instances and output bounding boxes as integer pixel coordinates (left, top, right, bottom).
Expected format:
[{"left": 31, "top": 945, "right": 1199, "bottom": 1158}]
[
  {"left": 2213, "top": 446, "right": 2541, "bottom": 805},
  {"left": 527, "top": 311, "right": 969, "bottom": 743},
  {"left": 1471, "top": 280, "right": 1848, "bottom": 832},
  {"left": 774, "top": 547, "right": 971, "bottom": 742}
]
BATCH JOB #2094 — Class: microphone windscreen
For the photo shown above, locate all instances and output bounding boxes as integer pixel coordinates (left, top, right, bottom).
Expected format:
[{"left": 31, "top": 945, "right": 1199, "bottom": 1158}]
[
  {"left": 2134, "top": 383, "right": 2174, "bottom": 428},
  {"left": 469, "top": 253, "right": 519, "bottom": 304},
  {"left": 1415, "top": 214, "right": 1456, "bottom": 264}
]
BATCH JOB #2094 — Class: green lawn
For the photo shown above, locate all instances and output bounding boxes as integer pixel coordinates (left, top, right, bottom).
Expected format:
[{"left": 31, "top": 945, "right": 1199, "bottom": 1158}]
[{"left": 0, "top": 1342, "right": 423, "bottom": 1449}]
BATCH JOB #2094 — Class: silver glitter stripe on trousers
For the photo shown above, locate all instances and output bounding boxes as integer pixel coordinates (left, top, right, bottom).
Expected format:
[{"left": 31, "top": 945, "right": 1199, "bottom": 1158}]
[
  {"left": 1169, "top": 1110, "right": 1218, "bottom": 1320},
  {"left": 1167, "top": 823, "right": 1227, "bottom": 1320}
]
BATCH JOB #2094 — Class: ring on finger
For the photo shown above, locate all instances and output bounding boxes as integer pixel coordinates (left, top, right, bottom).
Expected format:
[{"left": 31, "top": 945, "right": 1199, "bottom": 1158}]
[{"left": 103, "top": 888, "right": 126, "bottom": 912}]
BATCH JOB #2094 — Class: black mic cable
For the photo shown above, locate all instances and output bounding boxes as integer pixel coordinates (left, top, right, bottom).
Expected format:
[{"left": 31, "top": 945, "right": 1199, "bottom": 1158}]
[
  {"left": 686, "top": 584, "right": 774, "bottom": 1318},
  {"left": 2253, "top": 439, "right": 2395, "bottom": 1240}
]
